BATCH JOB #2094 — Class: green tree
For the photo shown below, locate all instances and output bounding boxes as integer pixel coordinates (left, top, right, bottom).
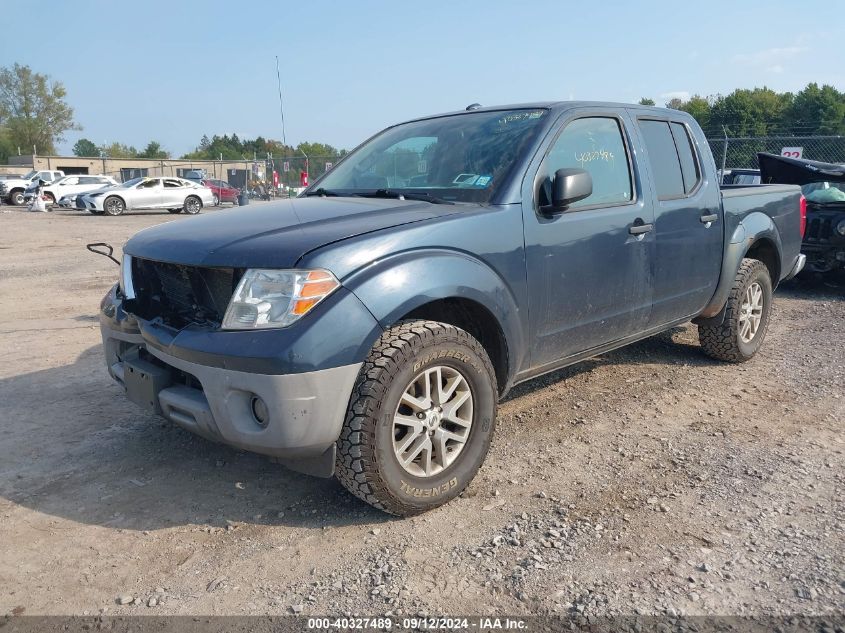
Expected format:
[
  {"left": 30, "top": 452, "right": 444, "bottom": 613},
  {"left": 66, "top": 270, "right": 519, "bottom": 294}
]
[
  {"left": 676, "top": 95, "right": 712, "bottom": 131},
  {"left": 638, "top": 97, "right": 655, "bottom": 106},
  {"left": 0, "top": 126, "right": 15, "bottom": 163},
  {"left": 103, "top": 142, "right": 137, "bottom": 158},
  {"left": 0, "top": 63, "right": 80, "bottom": 154},
  {"left": 138, "top": 140, "right": 169, "bottom": 159},
  {"left": 788, "top": 83, "right": 845, "bottom": 135},
  {"left": 73, "top": 138, "right": 100, "bottom": 157},
  {"left": 707, "top": 88, "right": 792, "bottom": 136}
]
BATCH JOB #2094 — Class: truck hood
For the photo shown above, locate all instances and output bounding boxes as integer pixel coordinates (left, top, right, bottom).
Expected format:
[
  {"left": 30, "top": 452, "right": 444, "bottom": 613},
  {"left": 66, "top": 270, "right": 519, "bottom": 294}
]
[
  {"left": 124, "top": 196, "right": 462, "bottom": 268},
  {"left": 759, "top": 152, "right": 845, "bottom": 186}
]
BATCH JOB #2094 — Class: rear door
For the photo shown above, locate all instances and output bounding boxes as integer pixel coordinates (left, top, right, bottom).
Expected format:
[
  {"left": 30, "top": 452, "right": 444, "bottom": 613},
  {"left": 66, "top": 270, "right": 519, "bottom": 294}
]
[
  {"left": 522, "top": 109, "right": 655, "bottom": 370},
  {"left": 633, "top": 117, "right": 722, "bottom": 326},
  {"left": 162, "top": 178, "right": 189, "bottom": 207}
]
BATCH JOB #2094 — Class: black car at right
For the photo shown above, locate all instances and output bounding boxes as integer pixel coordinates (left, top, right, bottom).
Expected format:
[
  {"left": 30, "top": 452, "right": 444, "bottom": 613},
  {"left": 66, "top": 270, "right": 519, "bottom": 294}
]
[{"left": 759, "top": 152, "right": 845, "bottom": 274}]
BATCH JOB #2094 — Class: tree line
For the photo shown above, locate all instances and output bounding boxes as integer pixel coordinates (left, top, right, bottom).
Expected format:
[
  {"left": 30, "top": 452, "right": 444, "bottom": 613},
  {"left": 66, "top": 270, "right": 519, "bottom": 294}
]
[
  {"left": 639, "top": 83, "right": 845, "bottom": 138},
  {"left": 2, "top": 62, "right": 844, "bottom": 166}
]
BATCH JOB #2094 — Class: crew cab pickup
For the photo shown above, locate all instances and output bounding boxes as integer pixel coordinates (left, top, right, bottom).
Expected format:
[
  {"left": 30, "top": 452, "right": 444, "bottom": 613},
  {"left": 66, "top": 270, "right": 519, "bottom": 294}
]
[
  {"left": 99, "top": 102, "right": 805, "bottom": 516},
  {"left": 0, "top": 169, "right": 64, "bottom": 206}
]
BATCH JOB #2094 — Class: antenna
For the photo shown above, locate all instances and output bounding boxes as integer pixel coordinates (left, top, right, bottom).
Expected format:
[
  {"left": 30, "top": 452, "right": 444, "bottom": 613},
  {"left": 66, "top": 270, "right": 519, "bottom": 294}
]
[{"left": 276, "top": 56, "right": 287, "bottom": 147}]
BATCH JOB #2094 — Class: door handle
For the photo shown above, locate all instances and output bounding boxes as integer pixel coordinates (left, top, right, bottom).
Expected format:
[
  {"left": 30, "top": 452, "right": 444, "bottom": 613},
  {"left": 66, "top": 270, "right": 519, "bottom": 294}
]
[
  {"left": 700, "top": 213, "right": 718, "bottom": 224},
  {"left": 628, "top": 222, "right": 653, "bottom": 235}
]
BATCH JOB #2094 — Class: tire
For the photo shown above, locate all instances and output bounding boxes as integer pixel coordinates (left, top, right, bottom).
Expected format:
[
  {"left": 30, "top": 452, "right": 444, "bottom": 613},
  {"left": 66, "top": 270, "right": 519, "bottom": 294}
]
[
  {"left": 698, "top": 258, "right": 773, "bottom": 363},
  {"left": 103, "top": 196, "right": 125, "bottom": 216},
  {"left": 336, "top": 320, "right": 498, "bottom": 516},
  {"left": 183, "top": 195, "right": 202, "bottom": 214},
  {"left": 11, "top": 190, "right": 24, "bottom": 206},
  {"left": 88, "top": 209, "right": 104, "bottom": 215},
  {"left": 168, "top": 208, "right": 182, "bottom": 214},
  {"left": 212, "top": 194, "right": 220, "bottom": 207}
]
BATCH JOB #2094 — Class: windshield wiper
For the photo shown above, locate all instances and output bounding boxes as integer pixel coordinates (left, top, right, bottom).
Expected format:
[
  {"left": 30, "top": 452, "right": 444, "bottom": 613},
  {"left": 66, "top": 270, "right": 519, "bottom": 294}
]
[
  {"left": 304, "top": 188, "right": 343, "bottom": 197},
  {"left": 357, "top": 189, "right": 453, "bottom": 205}
]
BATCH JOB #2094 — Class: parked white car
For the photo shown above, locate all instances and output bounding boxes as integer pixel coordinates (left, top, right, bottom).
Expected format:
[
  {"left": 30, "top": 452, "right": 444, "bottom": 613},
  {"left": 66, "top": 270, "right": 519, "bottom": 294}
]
[
  {"left": 0, "top": 169, "right": 65, "bottom": 205},
  {"left": 77, "top": 177, "right": 215, "bottom": 216},
  {"left": 25, "top": 174, "right": 118, "bottom": 207}
]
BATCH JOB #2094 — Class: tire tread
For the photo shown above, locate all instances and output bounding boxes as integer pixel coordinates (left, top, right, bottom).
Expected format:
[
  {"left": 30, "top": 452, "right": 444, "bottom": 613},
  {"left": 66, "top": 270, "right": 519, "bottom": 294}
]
[
  {"left": 335, "top": 319, "right": 496, "bottom": 516},
  {"left": 698, "top": 258, "right": 770, "bottom": 363}
]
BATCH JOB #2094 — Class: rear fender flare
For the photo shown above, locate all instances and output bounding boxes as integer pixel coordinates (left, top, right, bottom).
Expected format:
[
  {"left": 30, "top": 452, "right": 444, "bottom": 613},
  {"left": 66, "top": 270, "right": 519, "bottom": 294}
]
[
  {"left": 694, "top": 211, "right": 783, "bottom": 325},
  {"left": 342, "top": 249, "right": 525, "bottom": 387}
]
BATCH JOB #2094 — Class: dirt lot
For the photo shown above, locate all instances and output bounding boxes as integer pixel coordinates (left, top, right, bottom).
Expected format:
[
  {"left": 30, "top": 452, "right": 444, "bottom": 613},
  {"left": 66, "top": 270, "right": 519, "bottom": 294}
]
[{"left": 0, "top": 204, "right": 842, "bottom": 619}]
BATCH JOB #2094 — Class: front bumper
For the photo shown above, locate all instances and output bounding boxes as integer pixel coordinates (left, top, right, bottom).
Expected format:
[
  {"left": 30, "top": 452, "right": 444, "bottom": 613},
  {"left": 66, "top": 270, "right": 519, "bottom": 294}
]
[{"left": 101, "top": 302, "right": 363, "bottom": 476}]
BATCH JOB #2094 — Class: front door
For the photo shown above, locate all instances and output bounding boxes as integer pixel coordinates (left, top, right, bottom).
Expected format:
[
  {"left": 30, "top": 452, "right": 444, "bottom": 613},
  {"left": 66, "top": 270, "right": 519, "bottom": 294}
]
[
  {"left": 522, "top": 111, "right": 655, "bottom": 371},
  {"left": 133, "top": 178, "right": 163, "bottom": 209}
]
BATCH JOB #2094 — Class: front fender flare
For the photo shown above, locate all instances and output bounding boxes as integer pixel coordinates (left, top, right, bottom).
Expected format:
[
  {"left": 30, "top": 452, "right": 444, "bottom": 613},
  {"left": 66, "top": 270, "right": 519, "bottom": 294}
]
[{"left": 343, "top": 249, "right": 526, "bottom": 386}]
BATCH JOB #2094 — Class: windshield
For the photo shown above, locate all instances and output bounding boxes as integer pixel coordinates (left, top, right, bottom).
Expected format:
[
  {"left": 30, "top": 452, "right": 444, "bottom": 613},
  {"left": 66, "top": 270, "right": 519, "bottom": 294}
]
[
  {"left": 23, "top": 170, "right": 37, "bottom": 180},
  {"left": 119, "top": 177, "right": 145, "bottom": 188},
  {"left": 802, "top": 181, "right": 845, "bottom": 204},
  {"left": 312, "top": 109, "right": 548, "bottom": 203}
]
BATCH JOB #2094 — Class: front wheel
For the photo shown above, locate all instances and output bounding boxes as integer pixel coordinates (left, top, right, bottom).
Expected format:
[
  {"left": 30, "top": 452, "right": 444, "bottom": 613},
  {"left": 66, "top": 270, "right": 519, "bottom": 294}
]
[
  {"left": 336, "top": 320, "right": 498, "bottom": 516},
  {"left": 103, "top": 196, "right": 125, "bottom": 216},
  {"left": 183, "top": 195, "right": 202, "bottom": 214},
  {"left": 698, "top": 258, "right": 773, "bottom": 362},
  {"left": 10, "top": 190, "right": 25, "bottom": 206}
]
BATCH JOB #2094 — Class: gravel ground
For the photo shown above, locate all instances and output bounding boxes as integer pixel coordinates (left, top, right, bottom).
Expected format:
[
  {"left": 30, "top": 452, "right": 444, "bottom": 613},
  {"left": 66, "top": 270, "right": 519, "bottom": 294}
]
[{"left": 0, "top": 204, "right": 842, "bottom": 619}]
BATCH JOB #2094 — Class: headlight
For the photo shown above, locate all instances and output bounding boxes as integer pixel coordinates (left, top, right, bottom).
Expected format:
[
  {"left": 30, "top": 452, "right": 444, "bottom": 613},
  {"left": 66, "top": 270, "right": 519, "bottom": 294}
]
[
  {"left": 837, "top": 219, "right": 845, "bottom": 236},
  {"left": 222, "top": 269, "right": 340, "bottom": 330},
  {"left": 119, "top": 254, "right": 135, "bottom": 299}
]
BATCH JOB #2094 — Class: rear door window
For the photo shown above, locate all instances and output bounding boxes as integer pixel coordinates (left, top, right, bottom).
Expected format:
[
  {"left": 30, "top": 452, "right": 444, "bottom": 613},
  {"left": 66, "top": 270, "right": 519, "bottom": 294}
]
[{"left": 639, "top": 120, "right": 684, "bottom": 200}]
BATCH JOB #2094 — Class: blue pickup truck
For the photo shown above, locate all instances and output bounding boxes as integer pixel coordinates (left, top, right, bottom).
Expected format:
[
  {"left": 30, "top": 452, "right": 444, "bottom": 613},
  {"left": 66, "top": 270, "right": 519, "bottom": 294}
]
[{"left": 99, "top": 102, "right": 805, "bottom": 515}]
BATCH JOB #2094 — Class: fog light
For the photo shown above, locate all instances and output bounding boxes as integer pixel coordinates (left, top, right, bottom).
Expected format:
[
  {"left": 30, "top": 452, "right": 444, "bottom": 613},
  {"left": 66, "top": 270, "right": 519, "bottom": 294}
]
[{"left": 251, "top": 396, "right": 270, "bottom": 428}]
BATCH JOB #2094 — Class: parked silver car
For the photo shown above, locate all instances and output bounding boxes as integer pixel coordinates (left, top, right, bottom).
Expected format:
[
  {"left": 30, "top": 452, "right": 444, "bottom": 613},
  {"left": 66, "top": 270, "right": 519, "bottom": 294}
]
[{"left": 77, "top": 177, "right": 215, "bottom": 216}]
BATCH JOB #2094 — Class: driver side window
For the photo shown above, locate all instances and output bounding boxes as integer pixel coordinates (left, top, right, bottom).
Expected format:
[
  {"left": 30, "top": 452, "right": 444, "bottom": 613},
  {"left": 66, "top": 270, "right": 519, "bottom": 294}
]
[
  {"left": 540, "top": 117, "right": 633, "bottom": 210},
  {"left": 138, "top": 179, "right": 160, "bottom": 189}
]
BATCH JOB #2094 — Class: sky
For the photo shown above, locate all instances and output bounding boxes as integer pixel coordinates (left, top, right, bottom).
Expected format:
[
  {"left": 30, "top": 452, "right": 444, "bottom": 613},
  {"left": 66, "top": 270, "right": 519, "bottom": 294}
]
[{"left": 1, "top": 0, "right": 842, "bottom": 157}]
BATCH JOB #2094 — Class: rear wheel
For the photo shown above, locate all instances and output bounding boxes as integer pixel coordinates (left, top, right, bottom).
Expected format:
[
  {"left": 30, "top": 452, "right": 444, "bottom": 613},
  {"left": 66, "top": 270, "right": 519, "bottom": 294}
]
[
  {"left": 103, "top": 196, "right": 125, "bottom": 216},
  {"left": 698, "top": 258, "right": 773, "bottom": 362},
  {"left": 183, "top": 195, "right": 202, "bottom": 214},
  {"left": 336, "top": 320, "right": 498, "bottom": 516},
  {"left": 212, "top": 194, "right": 220, "bottom": 207}
]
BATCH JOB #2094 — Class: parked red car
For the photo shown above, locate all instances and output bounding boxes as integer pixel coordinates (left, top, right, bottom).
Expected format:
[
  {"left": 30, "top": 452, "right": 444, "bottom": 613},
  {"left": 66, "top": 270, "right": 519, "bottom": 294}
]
[{"left": 202, "top": 179, "right": 240, "bottom": 206}]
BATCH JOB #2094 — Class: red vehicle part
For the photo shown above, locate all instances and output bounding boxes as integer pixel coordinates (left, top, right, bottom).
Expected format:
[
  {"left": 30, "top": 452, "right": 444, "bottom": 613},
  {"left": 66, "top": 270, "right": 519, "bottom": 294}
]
[{"left": 202, "top": 179, "right": 240, "bottom": 205}]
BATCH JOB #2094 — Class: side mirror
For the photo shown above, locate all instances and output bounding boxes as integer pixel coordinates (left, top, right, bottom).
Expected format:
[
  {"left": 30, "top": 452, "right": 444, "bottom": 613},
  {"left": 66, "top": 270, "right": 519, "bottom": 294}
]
[{"left": 543, "top": 168, "right": 592, "bottom": 212}]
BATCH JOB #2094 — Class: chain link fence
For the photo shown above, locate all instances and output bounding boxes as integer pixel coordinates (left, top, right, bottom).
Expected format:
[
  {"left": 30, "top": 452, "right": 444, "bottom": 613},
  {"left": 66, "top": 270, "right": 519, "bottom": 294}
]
[{"left": 707, "top": 135, "right": 845, "bottom": 171}]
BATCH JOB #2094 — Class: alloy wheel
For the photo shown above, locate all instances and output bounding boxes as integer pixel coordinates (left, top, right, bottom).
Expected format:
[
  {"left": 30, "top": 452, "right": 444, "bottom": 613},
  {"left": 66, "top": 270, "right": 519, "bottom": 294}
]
[
  {"left": 739, "top": 281, "right": 763, "bottom": 343},
  {"left": 392, "top": 365, "right": 473, "bottom": 478}
]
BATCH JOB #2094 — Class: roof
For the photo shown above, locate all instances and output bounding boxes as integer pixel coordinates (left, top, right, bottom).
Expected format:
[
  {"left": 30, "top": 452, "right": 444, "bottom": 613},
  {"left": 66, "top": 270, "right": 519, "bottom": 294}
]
[{"left": 402, "top": 101, "right": 691, "bottom": 124}]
